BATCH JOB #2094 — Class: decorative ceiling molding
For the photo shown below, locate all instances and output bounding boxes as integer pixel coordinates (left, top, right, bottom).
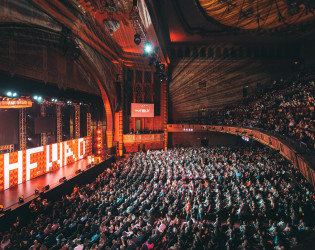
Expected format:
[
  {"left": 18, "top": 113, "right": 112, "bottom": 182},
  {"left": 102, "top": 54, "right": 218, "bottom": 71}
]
[
  {"left": 197, "top": 0, "right": 315, "bottom": 30},
  {"left": 173, "top": 0, "right": 229, "bottom": 36},
  {"left": 79, "top": 0, "right": 131, "bottom": 14}
]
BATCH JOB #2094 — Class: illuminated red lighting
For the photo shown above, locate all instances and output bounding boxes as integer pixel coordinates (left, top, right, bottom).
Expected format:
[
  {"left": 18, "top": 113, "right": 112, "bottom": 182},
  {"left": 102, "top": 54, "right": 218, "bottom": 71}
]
[
  {"left": 97, "top": 130, "right": 101, "bottom": 134},
  {"left": 97, "top": 151, "right": 101, "bottom": 154},
  {"left": 97, "top": 137, "right": 101, "bottom": 141}
]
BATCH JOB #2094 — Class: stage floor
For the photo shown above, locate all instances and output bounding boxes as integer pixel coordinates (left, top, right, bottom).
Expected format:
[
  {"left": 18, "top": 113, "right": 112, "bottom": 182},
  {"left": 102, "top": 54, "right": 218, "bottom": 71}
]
[{"left": 0, "top": 158, "right": 90, "bottom": 210}]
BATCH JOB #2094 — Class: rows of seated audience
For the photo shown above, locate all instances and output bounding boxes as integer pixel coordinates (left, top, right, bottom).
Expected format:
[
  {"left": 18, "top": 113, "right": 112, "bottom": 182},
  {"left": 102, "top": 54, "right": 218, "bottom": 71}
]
[
  {"left": 177, "top": 72, "right": 315, "bottom": 151},
  {"left": 1, "top": 144, "right": 314, "bottom": 249}
]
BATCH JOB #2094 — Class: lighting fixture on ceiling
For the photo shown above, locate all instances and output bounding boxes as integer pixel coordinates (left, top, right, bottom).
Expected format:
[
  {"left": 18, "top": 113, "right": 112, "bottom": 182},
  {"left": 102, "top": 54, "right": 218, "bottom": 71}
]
[
  {"left": 144, "top": 41, "right": 153, "bottom": 54},
  {"left": 134, "top": 33, "right": 141, "bottom": 45},
  {"left": 103, "top": 19, "right": 120, "bottom": 36}
]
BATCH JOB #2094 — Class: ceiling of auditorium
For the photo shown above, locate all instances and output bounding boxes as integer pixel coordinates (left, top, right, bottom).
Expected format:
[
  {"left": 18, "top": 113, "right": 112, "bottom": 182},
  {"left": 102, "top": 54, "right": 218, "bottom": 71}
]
[
  {"left": 75, "top": 0, "right": 137, "bottom": 54},
  {"left": 198, "top": 0, "right": 315, "bottom": 30},
  {"left": 154, "top": 0, "right": 315, "bottom": 43}
]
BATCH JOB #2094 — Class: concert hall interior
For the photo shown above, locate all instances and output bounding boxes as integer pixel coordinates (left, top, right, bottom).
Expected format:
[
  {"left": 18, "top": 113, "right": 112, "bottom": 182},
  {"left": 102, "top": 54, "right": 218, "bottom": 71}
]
[{"left": 0, "top": 0, "right": 315, "bottom": 249}]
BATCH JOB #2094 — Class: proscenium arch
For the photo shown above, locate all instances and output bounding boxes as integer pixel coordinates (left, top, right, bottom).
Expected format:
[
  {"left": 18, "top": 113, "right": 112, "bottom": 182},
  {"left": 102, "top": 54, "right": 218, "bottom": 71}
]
[
  {"left": 0, "top": 28, "right": 115, "bottom": 148},
  {"left": 80, "top": 57, "right": 114, "bottom": 148}
]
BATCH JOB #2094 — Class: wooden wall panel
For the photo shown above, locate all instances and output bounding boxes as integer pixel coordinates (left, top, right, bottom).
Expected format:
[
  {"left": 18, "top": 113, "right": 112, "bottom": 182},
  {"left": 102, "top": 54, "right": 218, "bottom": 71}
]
[{"left": 169, "top": 55, "right": 292, "bottom": 121}]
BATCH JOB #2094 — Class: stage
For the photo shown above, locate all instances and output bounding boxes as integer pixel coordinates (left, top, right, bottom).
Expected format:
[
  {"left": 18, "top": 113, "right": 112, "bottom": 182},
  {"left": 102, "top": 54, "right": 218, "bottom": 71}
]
[{"left": 0, "top": 157, "right": 91, "bottom": 211}]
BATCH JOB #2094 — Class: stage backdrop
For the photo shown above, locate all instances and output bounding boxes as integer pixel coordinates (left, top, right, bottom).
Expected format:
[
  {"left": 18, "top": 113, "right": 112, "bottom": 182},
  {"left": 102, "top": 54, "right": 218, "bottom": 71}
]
[{"left": 0, "top": 137, "right": 92, "bottom": 191}]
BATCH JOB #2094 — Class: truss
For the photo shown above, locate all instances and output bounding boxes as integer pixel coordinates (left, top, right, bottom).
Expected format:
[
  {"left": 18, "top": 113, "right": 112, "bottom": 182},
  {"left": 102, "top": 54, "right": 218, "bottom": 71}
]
[
  {"left": 87, "top": 112, "right": 92, "bottom": 137},
  {"left": 74, "top": 104, "right": 80, "bottom": 138},
  {"left": 19, "top": 108, "right": 26, "bottom": 150},
  {"left": 56, "top": 104, "right": 62, "bottom": 142},
  {"left": 40, "top": 104, "right": 47, "bottom": 146}
]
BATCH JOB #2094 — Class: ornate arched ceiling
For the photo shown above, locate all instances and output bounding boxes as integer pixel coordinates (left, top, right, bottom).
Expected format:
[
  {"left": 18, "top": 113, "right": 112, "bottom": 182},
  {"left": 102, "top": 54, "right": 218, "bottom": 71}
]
[
  {"left": 73, "top": 0, "right": 167, "bottom": 63},
  {"left": 198, "top": 0, "right": 315, "bottom": 30},
  {"left": 75, "top": 0, "right": 136, "bottom": 53}
]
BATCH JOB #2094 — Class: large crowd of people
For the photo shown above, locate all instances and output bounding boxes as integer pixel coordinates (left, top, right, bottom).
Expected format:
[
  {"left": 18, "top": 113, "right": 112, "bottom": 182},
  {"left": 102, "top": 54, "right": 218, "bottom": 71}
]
[
  {"left": 1, "top": 144, "right": 314, "bottom": 249},
  {"left": 177, "top": 72, "right": 315, "bottom": 151}
]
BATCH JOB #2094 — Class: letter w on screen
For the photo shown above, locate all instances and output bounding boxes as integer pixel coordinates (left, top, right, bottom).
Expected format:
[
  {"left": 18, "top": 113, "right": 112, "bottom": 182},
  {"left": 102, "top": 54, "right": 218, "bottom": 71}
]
[{"left": 131, "top": 103, "right": 154, "bottom": 118}]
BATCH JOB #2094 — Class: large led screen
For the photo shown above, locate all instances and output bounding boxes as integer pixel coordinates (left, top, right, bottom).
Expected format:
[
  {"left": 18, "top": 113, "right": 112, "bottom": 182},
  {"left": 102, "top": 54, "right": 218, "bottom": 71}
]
[
  {"left": 0, "top": 137, "right": 92, "bottom": 191},
  {"left": 131, "top": 103, "right": 154, "bottom": 118}
]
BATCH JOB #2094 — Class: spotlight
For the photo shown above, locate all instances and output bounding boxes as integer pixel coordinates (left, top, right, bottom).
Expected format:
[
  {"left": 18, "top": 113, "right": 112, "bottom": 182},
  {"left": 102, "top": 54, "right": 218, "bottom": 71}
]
[
  {"left": 6, "top": 91, "right": 12, "bottom": 97},
  {"left": 35, "top": 187, "right": 39, "bottom": 194},
  {"left": 97, "top": 130, "right": 101, "bottom": 134},
  {"left": 97, "top": 137, "right": 101, "bottom": 141},
  {"left": 98, "top": 151, "right": 101, "bottom": 154},
  {"left": 144, "top": 42, "right": 153, "bottom": 54},
  {"left": 134, "top": 33, "right": 141, "bottom": 45},
  {"left": 19, "top": 195, "right": 24, "bottom": 203},
  {"left": 51, "top": 98, "right": 55, "bottom": 102},
  {"left": 34, "top": 95, "right": 43, "bottom": 102},
  {"left": 12, "top": 92, "right": 17, "bottom": 97}
]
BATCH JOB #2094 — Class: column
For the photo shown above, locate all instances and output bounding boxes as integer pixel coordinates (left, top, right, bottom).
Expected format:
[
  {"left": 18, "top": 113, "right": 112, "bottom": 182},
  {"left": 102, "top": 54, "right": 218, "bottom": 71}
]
[
  {"left": 106, "top": 130, "right": 113, "bottom": 148},
  {"left": 118, "top": 110, "right": 123, "bottom": 156},
  {"left": 161, "top": 81, "right": 168, "bottom": 150},
  {"left": 87, "top": 112, "right": 92, "bottom": 137},
  {"left": 117, "top": 64, "right": 124, "bottom": 156}
]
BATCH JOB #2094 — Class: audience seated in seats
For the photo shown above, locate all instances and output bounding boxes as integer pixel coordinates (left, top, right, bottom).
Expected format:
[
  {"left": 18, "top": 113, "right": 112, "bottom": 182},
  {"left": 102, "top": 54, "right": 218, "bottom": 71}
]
[
  {"left": 177, "top": 72, "right": 315, "bottom": 151},
  {"left": 0, "top": 144, "right": 314, "bottom": 249}
]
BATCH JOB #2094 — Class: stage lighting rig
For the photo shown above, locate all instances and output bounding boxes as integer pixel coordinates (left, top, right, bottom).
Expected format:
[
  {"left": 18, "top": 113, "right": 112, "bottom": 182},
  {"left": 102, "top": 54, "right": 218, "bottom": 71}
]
[
  {"left": 33, "top": 95, "right": 43, "bottom": 103},
  {"left": 6, "top": 91, "right": 18, "bottom": 97}
]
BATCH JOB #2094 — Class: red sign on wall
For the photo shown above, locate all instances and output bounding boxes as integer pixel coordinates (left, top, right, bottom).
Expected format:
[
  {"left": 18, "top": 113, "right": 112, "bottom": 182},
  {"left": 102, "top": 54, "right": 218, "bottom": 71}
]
[{"left": 131, "top": 103, "right": 154, "bottom": 118}]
